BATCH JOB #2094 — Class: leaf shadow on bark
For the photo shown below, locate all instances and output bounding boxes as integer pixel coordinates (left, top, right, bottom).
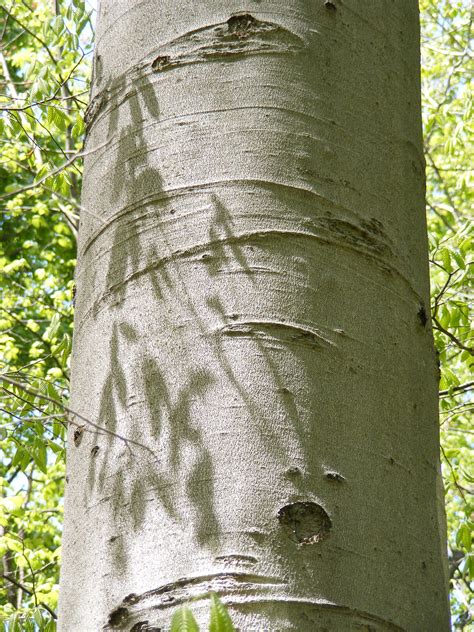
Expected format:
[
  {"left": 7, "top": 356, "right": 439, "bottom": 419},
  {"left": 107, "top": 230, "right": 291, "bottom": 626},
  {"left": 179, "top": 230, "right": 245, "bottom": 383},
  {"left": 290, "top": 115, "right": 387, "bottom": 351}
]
[
  {"left": 83, "top": 69, "right": 223, "bottom": 572},
  {"left": 201, "top": 204, "right": 331, "bottom": 484},
  {"left": 81, "top": 47, "right": 337, "bottom": 584}
]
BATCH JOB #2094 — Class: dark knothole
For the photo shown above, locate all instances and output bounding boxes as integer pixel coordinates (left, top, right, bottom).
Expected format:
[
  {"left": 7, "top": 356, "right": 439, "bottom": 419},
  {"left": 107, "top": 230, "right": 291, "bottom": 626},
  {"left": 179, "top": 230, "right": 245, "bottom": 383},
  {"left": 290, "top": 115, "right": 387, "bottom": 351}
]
[
  {"left": 73, "top": 427, "right": 84, "bottom": 447},
  {"left": 107, "top": 607, "right": 128, "bottom": 628},
  {"left": 130, "top": 622, "right": 161, "bottom": 632},
  {"left": 325, "top": 471, "right": 345, "bottom": 482},
  {"left": 278, "top": 501, "right": 331, "bottom": 544},
  {"left": 417, "top": 304, "right": 428, "bottom": 327},
  {"left": 227, "top": 14, "right": 258, "bottom": 36},
  {"left": 151, "top": 55, "right": 171, "bottom": 72},
  {"left": 285, "top": 466, "right": 302, "bottom": 478}
]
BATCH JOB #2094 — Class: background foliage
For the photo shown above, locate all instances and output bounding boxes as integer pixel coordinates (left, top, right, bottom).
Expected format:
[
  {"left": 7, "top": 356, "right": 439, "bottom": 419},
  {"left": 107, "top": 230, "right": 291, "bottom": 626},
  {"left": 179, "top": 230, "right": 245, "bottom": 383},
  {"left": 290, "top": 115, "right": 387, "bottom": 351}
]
[{"left": 0, "top": 0, "right": 472, "bottom": 629}]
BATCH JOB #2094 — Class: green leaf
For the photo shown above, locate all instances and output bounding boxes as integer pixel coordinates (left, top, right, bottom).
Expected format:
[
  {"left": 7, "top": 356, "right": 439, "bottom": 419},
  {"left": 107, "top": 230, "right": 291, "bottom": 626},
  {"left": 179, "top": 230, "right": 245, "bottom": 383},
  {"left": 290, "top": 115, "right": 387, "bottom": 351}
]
[
  {"left": 465, "top": 554, "right": 474, "bottom": 581},
  {"left": 54, "top": 332, "right": 72, "bottom": 368},
  {"left": 66, "top": 32, "right": 80, "bottom": 52},
  {"left": 51, "top": 172, "right": 68, "bottom": 195},
  {"left": 47, "top": 106, "right": 69, "bottom": 132},
  {"left": 33, "top": 438, "right": 48, "bottom": 473},
  {"left": 209, "top": 594, "right": 235, "bottom": 632},
  {"left": 51, "top": 15, "right": 65, "bottom": 35},
  {"left": 456, "top": 523, "right": 472, "bottom": 552},
  {"left": 450, "top": 249, "right": 465, "bottom": 270},
  {"left": 30, "top": 78, "right": 49, "bottom": 101},
  {"left": 438, "top": 248, "right": 452, "bottom": 272},
  {"left": 12, "top": 446, "right": 29, "bottom": 469},
  {"left": 43, "top": 18, "right": 52, "bottom": 39},
  {"left": 170, "top": 606, "right": 200, "bottom": 632},
  {"left": 72, "top": 0, "right": 86, "bottom": 16},
  {"left": 7, "top": 612, "right": 20, "bottom": 632},
  {"left": 33, "top": 607, "right": 45, "bottom": 627},
  {"left": 72, "top": 116, "right": 84, "bottom": 139},
  {"left": 45, "top": 618, "right": 57, "bottom": 632},
  {"left": 443, "top": 448, "right": 459, "bottom": 459},
  {"left": 22, "top": 618, "right": 35, "bottom": 632},
  {"left": 44, "top": 313, "right": 61, "bottom": 341}
]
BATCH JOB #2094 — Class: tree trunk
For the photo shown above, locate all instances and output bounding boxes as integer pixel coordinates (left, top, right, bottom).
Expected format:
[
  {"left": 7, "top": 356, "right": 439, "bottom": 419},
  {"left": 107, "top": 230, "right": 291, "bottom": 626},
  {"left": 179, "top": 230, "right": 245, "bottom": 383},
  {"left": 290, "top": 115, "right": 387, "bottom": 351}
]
[{"left": 59, "top": 1, "right": 450, "bottom": 630}]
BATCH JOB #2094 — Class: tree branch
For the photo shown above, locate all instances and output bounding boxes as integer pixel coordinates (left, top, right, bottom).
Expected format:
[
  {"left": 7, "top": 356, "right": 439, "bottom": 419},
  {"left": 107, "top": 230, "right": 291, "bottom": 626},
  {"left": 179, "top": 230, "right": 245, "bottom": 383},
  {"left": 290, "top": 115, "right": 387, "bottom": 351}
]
[
  {"left": 440, "top": 381, "right": 474, "bottom": 397},
  {"left": 1, "top": 574, "right": 57, "bottom": 619},
  {"left": 433, "top": 317, "right": 473, "bottom": 355}
]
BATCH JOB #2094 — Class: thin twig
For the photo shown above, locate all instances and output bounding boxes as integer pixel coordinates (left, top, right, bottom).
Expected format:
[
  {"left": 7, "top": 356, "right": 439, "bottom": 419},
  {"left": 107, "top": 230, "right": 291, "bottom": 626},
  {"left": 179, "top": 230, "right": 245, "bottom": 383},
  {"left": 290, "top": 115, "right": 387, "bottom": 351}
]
[
  {"left": 433, "top": 317, "right": 473, "bottom": 355},
  {"left": 441, "top": 444, "right": 467, "bottom": 503},
  {"left": 1, "top": 574, "right": 57, "bottom": 619},
  {"left": 0, "top": 375, "right": 159, "bottom": 460},
  {"left": 0, "top": 139, "right": 110, "bottom": 223},
  {"left": 440, "top": 381, "right": 474, "bottom": 397}
]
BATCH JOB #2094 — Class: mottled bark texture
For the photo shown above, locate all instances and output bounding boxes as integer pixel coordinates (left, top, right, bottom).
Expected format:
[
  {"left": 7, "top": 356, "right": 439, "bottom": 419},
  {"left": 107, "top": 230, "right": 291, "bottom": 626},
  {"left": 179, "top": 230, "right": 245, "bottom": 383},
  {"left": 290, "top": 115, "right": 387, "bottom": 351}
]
[{"left": 59, "top": 1, "right": 450, "bottom": 630}]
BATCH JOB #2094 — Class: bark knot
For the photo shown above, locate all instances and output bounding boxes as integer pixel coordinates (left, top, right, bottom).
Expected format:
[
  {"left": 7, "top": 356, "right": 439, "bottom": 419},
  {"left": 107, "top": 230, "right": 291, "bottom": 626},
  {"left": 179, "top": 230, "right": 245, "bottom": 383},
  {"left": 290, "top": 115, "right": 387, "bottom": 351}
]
[
  {"left": 151, "top": 56, "right": 171, "bottom": 72},
  {"left": 105, "top": 606, "right": 128, "bottom": 629},
  {"left": 417, "top": 304, "right": 428, "bottom": 327},
  {"left": 84, "top": 91, "right": 106, "bottom": 131},
  {"left": 147, "top": 15, "right": 304, "bottom": 74},
  {"left": 325, "top": 471, "right": 345, "bottom": 482},
  {"left": 227, "top": 14, "right": 258, "bottom": 37},
  {"left": 278, "top": 501, "right": 331, "bottom": 544},
  {"left": 130, "top": 623, "right": 161, "bottom": 632}
]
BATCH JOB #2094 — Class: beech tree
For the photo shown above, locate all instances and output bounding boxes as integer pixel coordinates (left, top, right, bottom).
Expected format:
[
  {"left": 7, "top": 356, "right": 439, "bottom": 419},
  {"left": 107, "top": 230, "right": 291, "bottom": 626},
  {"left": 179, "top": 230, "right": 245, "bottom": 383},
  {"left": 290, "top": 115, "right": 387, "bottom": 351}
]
[
  {"left": 4, "top": 1, "right": 470, "bottom": 630},
  {"left": 56, "top": 2, "right": 452, "bottom": 630}
]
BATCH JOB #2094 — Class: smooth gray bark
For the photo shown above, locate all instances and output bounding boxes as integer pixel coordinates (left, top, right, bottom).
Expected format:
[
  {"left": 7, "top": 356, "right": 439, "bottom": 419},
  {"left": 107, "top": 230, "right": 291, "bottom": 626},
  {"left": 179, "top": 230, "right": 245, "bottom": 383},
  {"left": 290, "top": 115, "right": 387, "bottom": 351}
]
[{"left": 59, "top": 1, "right": 450, "bottom": 630}]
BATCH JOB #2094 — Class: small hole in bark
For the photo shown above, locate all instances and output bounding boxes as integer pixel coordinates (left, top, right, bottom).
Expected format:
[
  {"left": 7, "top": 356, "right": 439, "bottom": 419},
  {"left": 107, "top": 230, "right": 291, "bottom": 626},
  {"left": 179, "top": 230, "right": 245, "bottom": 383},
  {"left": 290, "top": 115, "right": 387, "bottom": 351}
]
[
  {"left": 285, "top": 466, "right": 302, "bottom": 478},
  {"left": 73, "top": 426, "right": 84, "bottom": 447},
  {"left": 94, "top": 54, "right": 103, "bottom": 85},
  {"left": 325, "top": 1, "right": 337, "bottom": 10},
  {"left": 91, "top": 445, "right": 100, "bottom": 457},
  {"left": 151, "top": 55, "right": 170, "bottom": 72},
  {"left": 417, "top": 305, "right": 428, "bottom": 327},
  {"left": 325, "top": 471, "right": 345, "bottom": 482},
  {"left": 278, "top": 501, "right": 331, "bottom": 544}
]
